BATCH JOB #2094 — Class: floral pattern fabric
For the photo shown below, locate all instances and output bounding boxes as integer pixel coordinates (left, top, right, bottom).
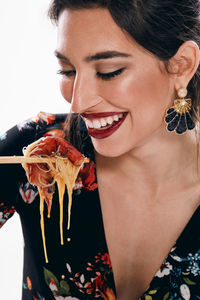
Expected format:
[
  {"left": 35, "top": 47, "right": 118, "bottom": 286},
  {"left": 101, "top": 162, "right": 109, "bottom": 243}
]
[
  {"left": 0, "top": 202, "right": 15, "bottom": 228},
  {"left": 142, "top": 245, "right": 200, "bottom": 300},
  {"left": 0, "top": 112, "right": 200, "bottom": 300}
]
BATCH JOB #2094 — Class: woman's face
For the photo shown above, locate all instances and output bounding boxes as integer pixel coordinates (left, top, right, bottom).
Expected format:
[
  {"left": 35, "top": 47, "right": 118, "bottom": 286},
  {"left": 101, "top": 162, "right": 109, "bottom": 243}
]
[{"left": 56, "top": 8, "right": 176, "bottom": 157}]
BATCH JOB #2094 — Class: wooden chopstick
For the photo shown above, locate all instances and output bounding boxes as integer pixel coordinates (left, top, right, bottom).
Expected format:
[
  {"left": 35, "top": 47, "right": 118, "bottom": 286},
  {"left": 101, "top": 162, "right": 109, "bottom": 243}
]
[
  {"left": 0, "top": 156, "right": 57, "bottom": 164},
  {"left": 0, "top": 156, "right": 90, "bottom": 164}
]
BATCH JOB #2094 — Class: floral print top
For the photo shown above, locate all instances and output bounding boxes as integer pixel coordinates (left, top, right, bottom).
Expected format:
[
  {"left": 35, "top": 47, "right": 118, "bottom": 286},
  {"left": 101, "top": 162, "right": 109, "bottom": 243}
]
[{"left": 0, "top": 112, "right": 200, "bottom": 300}]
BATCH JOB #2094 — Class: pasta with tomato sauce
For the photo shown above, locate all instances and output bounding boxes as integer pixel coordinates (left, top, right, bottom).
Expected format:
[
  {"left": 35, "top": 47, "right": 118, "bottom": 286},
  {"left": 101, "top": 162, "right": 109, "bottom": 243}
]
[{"left": 22, "top": 136, "right": 89, "bottom": 263}]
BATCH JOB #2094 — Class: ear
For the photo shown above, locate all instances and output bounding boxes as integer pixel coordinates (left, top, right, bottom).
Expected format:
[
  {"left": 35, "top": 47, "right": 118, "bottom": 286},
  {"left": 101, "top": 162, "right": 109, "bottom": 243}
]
[{"left": 170, "top": 41, "right": 200, "bottom": 91}]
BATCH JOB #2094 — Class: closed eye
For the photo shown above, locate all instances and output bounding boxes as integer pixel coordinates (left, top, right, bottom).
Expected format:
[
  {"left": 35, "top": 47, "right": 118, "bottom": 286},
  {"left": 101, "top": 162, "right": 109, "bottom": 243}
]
[
  {"left": 57, "top": 67, "right": 125, "bottom": 80},
  {"left": 97, "top": 67, "right": 125, "bottom": 80},
  {"left": 57, "top": 70, "right": 76, "bottom": 77}
]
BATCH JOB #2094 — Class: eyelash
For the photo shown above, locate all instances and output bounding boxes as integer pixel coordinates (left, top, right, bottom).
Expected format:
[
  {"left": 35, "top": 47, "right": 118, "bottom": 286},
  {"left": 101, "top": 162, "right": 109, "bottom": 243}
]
[
  {"left": 57, "top": 70, "right": 75, "bottom": 76},
  {"left": 97, "top": 67, "right": 125, "bottom": 80},
  {"left": 57, "top": 67, "right": 125, "bottom": 81}
]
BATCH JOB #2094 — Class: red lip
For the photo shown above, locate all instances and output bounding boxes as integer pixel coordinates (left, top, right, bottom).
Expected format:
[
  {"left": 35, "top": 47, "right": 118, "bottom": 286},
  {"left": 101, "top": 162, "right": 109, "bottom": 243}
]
[
  {"left": 81, "top": 112, "right": 125, "bottom": 119},
  {"left": 87, "top": 112, "right": 128, "bottom": 139}
]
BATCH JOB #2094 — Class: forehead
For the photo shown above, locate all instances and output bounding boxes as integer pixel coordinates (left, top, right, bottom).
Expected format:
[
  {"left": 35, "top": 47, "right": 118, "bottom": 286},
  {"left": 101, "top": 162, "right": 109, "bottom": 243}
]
[{"left": 57, "top": 8, "right": 137, "bottom": 58}]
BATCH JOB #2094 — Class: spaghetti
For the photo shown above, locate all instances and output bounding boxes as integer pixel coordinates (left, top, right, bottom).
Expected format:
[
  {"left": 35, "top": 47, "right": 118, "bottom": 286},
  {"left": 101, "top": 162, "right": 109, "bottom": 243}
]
[{"left": 22, "top": 136, "right": 89, "bottom": 263}]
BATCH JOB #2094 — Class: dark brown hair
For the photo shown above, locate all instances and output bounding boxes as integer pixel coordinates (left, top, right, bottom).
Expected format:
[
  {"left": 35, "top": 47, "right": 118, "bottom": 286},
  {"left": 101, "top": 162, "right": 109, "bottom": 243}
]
[{"left": 48, "top": 0, "right": 200, "bottom": 149}]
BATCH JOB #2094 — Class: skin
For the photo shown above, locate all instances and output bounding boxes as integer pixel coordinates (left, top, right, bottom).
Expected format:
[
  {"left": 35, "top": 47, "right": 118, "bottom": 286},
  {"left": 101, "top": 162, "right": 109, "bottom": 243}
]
[
  {"left": 56, "top": 7, "right": 200, "bottom": 197},
  {"left": 56, "top": 8, "right": 200, "bottom": 299}
]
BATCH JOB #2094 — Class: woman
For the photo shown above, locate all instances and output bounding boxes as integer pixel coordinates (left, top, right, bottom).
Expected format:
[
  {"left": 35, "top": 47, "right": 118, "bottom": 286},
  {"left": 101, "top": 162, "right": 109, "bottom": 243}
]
[{"left": 0, "top": 0, "right": 200, "bottom": 299}]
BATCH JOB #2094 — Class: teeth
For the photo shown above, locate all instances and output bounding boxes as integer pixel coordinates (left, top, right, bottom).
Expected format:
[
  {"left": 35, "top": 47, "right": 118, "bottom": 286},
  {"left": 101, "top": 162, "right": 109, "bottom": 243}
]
[
  {"left": 93, "top": 120, "right": 101, "bottom": 129},
  {"left": 100, "top": 118, "right": 107, "bottom": 127},
  {"left": 87, "top": 119, "right": 94, "bottom": 128},
  {"left": 85, "top": 113, "right": 125, "bottom": 129},
  {"left": 106, "top": 116, "right": 113, "bottom": 125},
  {"left": 113, "top": 115, "right": 119, "bottom": 121}
]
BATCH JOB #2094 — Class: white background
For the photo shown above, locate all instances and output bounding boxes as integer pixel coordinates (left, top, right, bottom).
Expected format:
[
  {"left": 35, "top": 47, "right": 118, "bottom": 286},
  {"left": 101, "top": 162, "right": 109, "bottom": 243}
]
[{"left": 0, "top": 1, "right": 70, "bottom": 299}]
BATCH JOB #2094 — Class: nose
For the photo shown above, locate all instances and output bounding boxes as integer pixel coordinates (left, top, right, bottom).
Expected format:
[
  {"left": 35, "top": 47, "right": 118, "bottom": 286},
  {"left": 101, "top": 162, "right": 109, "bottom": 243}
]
[{"left": 70, "top": 73, "right": 102, "bottom": 114}]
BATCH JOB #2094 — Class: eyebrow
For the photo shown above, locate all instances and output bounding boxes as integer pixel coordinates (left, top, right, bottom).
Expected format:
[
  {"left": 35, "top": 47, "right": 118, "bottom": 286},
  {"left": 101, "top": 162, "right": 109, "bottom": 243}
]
[
  {"left": 54, "top": 50, "right": 131, "bottom": 63},
  {"left": 54, "top": 51, "right": 71, "bottom": 63}
]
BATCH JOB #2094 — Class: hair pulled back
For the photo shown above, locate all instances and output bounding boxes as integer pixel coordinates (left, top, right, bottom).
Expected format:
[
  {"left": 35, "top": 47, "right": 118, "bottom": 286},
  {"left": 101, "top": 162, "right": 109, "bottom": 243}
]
[{"left": 48, "top": 0, "right": 200, "bottom": 148}]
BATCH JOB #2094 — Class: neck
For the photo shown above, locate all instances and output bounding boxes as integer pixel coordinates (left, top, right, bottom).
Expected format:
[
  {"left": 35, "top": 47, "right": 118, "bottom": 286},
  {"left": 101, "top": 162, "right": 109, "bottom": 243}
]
[{"left": 95, "top": 128, "right": 198, "bottom": 194}]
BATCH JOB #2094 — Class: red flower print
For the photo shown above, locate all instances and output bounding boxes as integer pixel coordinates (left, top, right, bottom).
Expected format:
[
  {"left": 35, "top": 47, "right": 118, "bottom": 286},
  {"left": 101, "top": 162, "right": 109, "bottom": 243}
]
[
  {"left": 101, "top": 253, "right": 112, "bottom": 268},
  {"left": 75, "top": 161, "right": 97, "bottom": 191},
  {"left": 43, "top": 129, "right": 65, "bottom": 138},
  {"left": 19, "top": 182, "right": 38, "bottom": 204},
  {"left": 67, "top": 253, "right": 115, "bottom": 299},
  {"left": 94, "top": 274, "right": 104, "bottom": 290},
  {"left": 94, "top": 274, "right": 116, "bottom": 300},
  {"left": 49, "top": 279, "right": 59, "bottom": 292},
  {"left": 0, "top": 203, "right": 15, "bottom": 227},
  {"left": 33, "top": 112, "right": 56, "bottom": 125},
  {"left": 26, "top": 276, "right": 32, "bottom": 290}
]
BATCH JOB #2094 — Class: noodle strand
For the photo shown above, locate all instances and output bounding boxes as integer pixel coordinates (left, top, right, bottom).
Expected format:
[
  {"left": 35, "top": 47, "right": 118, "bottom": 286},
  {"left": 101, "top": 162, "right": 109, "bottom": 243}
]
[
  {"left": 56, "top": 175, "right": 65, "bottom": 245},
  {"left": 38, "top": 188, "right": 49, "bottom": 263}
]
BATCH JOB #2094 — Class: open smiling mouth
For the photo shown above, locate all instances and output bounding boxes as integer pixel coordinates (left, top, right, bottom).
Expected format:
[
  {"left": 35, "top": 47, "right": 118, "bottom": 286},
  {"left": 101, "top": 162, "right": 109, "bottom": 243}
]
[{"left": 84, "top": 112, "right": 128, "bottom": 139}]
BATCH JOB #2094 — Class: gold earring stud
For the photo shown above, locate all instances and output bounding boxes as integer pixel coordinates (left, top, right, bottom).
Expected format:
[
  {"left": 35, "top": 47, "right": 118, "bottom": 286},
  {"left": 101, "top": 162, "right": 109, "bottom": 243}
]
[
  {"left": 165, "top": 88, "right": 195, "bottom": 134},
  {"left": 177, "top": 87, "right": 187, "bottom": 98}
]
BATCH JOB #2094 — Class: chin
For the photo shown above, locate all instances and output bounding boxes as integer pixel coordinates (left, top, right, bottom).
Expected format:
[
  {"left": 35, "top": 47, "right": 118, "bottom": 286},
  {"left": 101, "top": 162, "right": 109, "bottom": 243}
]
[{"left": 93, "top": 140, "right": 133, "bottom": 158}]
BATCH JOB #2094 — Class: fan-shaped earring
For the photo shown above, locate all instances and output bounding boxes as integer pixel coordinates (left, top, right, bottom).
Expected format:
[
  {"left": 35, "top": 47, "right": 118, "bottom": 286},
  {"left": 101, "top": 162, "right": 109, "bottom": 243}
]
[{"left": 165, "top": 88, "right": 195, "bottom": 134}]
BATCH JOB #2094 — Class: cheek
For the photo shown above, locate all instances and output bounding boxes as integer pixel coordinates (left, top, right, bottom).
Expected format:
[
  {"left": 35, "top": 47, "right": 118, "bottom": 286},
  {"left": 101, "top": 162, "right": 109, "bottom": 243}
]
[
  {"left": 59, "top": 79, "right": 74, "bottom": 104},
  {"left": 127, "top": 72, "right": 173, "bottom": 135},
  {"left": 102, "top": 69, "right": 171, "bottom": 115}
]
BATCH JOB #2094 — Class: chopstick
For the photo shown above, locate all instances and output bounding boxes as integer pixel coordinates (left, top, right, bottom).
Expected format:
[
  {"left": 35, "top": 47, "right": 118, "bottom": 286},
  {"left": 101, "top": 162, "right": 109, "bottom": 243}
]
[
  {"left": 0, "top": 156, "right": 90, "bottom": 164},
  {"left": 0, "top": 156, "right": 59, "bottom": 164}
]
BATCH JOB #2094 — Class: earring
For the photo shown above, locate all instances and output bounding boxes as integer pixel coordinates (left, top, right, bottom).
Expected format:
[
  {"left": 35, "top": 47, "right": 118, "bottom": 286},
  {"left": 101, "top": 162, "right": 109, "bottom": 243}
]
[{"left": 165, "top": 88, "right": 195, "bottom": 134}]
